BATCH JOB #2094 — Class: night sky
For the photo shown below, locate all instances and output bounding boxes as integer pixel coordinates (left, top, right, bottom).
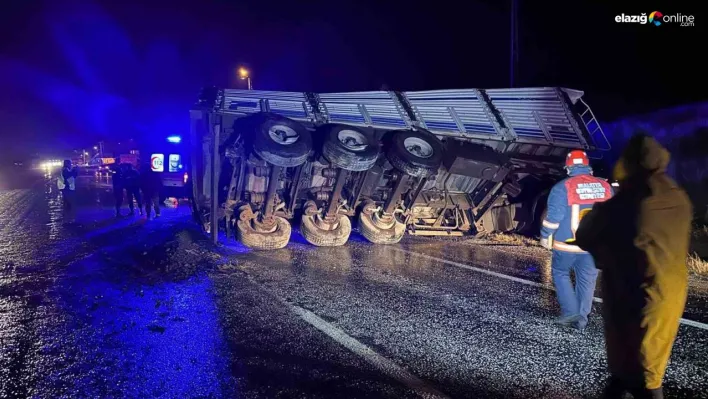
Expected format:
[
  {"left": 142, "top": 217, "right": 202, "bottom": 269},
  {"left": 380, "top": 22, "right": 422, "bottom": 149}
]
[{"left": 0, "top": 0, "right": 705, "bottom": 159}]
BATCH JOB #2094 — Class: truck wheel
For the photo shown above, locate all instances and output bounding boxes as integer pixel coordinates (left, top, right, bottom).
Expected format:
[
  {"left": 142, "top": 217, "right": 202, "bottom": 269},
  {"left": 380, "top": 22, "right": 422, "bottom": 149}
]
[
  {"left": 386, "top": 129, "right": 444, "bottom": 177},
  {"left": 237, "top": 216, "right": 291, "bottom": 250},
  {"left": 300, "top": 214, "right": 352, "bottom": 246},
  {"left": 252, "top": 113, "right": 312, "bottom": 167},
  {"left": 358, "top": 211, "right": 406, "bottom": 244},
  {"left": 322, "top": 125, "right": 380, "bottom": 171}
]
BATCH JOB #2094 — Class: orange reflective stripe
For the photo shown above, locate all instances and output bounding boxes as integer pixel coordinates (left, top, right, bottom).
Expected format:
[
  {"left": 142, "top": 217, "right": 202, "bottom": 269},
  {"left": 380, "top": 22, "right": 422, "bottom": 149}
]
[
  {"left": 553, "top": 241, "right": 587, "bottom": 253},
  {"left": 571, "top": 204, "right": 580, "bottom": 233},
  {"left": 543, "top": 220, "right": 560, "bottom": 229}
]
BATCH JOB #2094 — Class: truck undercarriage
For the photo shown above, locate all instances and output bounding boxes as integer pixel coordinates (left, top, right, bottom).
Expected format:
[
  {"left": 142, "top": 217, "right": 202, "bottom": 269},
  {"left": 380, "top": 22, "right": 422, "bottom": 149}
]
[{"left": 189, "top": 87, "right": 609, "bottom": 249}]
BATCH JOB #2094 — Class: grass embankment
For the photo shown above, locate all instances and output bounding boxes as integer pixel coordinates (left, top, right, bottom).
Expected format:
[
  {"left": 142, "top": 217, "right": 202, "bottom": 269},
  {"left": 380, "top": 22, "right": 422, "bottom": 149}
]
[
  {"left": 689, "top": 225, "right": 708, "bottom": 275},
  {"left": 483, "top": 224, "right": 708, "bottom": 275}
]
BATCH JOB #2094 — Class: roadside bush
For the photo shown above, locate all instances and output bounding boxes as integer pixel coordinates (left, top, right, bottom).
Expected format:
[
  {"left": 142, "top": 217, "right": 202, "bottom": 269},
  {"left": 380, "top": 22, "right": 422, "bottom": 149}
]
[{"left": 687, "top": 252, "right": 708, "bottom": 275}]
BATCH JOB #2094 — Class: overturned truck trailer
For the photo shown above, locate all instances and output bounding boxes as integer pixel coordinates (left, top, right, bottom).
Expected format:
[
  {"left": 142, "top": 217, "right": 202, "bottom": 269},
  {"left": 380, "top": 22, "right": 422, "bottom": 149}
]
[{"left": 189, "top": 87, "right": 610, "bottom": 249}]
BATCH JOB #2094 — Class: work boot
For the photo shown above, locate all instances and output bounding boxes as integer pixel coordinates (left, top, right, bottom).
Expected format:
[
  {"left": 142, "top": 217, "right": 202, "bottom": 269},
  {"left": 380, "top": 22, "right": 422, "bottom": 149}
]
[
  {"left": 554, "top": 314, "right": 580, "bottom": 326},
  {"left": 630, "top": 387, "right": 664, "bottom": 399},
  {"left": 649, "top": 388, "right": 664, "bottom": 399},
  {"left": 573, "top": 318, "right": 588, "bottom": 333},
  {"left": 601, "top": 377, "right": 625, "bottom": 399},
  {"left": 129, "top": 209, "right": 135, "bottom": 216}
]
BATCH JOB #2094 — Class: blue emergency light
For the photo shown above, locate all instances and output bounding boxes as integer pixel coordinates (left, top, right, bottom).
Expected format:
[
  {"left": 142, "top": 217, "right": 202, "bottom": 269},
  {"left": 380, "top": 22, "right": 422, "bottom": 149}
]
[{"left": 167, "top": 136, "right": 181, "bottom": 143}]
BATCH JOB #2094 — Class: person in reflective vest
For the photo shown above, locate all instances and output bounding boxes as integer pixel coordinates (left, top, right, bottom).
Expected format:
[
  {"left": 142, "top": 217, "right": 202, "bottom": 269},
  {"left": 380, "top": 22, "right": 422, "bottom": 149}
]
[
  {"left": 540, "top": 149, "right": 614, "bottom": 331},
  {"left": 575, "top": 135, "right": 692, "bottom": 399}
]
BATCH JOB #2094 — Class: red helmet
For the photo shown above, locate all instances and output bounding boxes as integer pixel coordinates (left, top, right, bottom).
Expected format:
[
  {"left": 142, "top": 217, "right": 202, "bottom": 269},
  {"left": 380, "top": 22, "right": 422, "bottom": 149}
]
[{"left": 565, "top": 150, "right": 589, "bottom": 168}]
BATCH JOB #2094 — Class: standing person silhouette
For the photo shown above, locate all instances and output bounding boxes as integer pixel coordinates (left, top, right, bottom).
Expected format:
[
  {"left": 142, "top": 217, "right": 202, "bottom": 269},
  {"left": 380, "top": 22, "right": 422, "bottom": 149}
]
[{"left": 576, "top": 134, "right": 693, "bottom": 399}]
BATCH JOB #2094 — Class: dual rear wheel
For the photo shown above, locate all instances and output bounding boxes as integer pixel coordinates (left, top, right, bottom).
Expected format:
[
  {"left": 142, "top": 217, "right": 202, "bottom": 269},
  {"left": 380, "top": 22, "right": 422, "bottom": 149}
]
[
  {"left": 357, "top": 129, "right": 444, "bottom": 245},
  {"left": 300, "top": 124, "right": 380, "bottom": 247},
  {"left": 229, "top": 114, "right": 445, "bottom": 249}
]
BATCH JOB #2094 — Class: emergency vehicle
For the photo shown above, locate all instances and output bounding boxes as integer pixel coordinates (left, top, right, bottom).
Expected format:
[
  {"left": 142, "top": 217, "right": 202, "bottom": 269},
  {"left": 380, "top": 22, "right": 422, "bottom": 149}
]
[{"left": 144, "top": 136, "right": 190, "bottom": 201}]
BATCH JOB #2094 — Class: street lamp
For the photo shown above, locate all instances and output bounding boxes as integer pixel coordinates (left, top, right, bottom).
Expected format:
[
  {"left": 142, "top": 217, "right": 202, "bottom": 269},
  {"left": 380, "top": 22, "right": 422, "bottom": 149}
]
[{"left": 238, "top": 67, "right": 252, "bottom": 90}]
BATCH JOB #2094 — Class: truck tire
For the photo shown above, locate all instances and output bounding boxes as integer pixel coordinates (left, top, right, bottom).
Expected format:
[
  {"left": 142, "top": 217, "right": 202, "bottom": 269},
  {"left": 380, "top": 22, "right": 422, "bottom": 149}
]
[
  {"left": 386, "top": 129, "right": 444, "bottom": 177},
  {"left": 237, "top": 216, "right": 291, "bottom": 250},
  {"left": 322, "top": 125, "right": 380, "bottom": 171},
  {"left": 252, "top": 113, "right": 312, "bottom": 167},
  {"left": 358, "top": 211, "right": 406, "bottom": 244},
  {"left": 300, "top": 214, "right": 352, "bottom": 246}
]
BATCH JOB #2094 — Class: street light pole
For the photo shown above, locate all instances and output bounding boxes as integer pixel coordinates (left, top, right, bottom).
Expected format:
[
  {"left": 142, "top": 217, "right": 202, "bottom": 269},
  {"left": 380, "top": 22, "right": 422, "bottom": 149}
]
[
  {"left": 510, "top": 0, "right": 519, "bottom": 88},
  {"left": 238, "top": 67, "right": 253, "bottom": 90}
]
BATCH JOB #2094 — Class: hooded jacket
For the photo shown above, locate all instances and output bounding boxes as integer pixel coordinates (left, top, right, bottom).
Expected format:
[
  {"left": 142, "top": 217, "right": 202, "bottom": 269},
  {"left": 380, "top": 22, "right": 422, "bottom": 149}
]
[
  {"left": 576, "top": 135, "right": 693, "bottom": 271},
  {"left": 575, "top": 134, "right": 693, "bottom": 390},
  {"left": 540, "top": 165, "right": 613, "bottom": 252}
]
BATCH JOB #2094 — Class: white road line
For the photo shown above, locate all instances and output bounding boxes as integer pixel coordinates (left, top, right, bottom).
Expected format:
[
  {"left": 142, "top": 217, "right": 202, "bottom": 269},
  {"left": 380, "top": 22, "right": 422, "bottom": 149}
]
[
  {"left": 395, "top": 247, "right": 708, "bottom": 332},
  {"left": 291, "top": 305, "right": 450, "bottom": 399},
  {"left": 246, "top": 276, "right": 449, "bottom": 398}
]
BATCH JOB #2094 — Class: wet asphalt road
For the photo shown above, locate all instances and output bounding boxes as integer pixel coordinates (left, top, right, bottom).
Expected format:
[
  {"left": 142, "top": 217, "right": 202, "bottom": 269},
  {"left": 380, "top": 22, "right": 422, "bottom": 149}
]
[{"left": 1, "top": 174, "right": 707, "bottom": 398}]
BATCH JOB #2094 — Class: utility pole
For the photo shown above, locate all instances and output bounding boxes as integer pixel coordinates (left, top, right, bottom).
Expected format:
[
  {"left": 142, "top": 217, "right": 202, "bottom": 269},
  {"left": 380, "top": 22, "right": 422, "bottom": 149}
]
[
  {"left": 510, "top": 0, "right": 519, "bottom": 88},
  {"left": 238, "top": 67, "right": 253, "bottom": 90}
]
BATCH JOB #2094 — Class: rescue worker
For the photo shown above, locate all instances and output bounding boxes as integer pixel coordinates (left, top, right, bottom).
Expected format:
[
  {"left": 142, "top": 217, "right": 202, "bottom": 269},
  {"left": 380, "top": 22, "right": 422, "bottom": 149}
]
[
  {"left": 110, "top": 157, "right": 125, "bottom": 217},
  {"left": 575, "top": 134, "right": 692, "bottom": 399},
  {"left": 139, "top": 161, "right": 162, "bottom": 219},
  {"left": 122, "top": 163, "right": 143, "bottom": 216},
  {"left": 539, "top": 149, "right": 613, "bottom": 331},
  {"left": 59, "top": 159, "right": 79, "bottom": 224}
]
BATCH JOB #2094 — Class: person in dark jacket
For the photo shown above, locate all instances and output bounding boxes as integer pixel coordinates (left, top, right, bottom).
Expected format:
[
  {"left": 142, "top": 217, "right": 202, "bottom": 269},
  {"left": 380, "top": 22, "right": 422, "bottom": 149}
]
[
  {"left": 60, "top": 159, "right": 79, "bottom": 223},
  {"left": 575, "top": 134, "right": 692, "bottom": 399},
  {"left": 139, "top": 162, "right": 162, "bottom": 219},
  {"left": 122, "top": 163, "right": 143, "bottom": 216},
  {"left": 110, "top": 158, "right": 125, "bottom": 217},
  {"left": 539, "top": 149, "right": 614, "bottom": 331}
]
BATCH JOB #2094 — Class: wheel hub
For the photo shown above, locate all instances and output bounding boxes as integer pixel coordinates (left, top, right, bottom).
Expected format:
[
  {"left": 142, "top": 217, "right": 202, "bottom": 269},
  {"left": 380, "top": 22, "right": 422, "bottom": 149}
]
[
  {"left": 254, "top": 216, "right": 278, "bottom": 233},
  {"left": 313, "top": 214, "right": 339, "bottom": 231},
  {"left": 269, "top": 125, "right": 300, "bottom": 145},
  {"left": 404, "top": 137, "right": 433, "bottom": 158},
  {"left": 372, "top": 211, "right": 396, "bottom": 229},
  {"left": 337, "top": 130, "right": 367, "bottom": 152}
]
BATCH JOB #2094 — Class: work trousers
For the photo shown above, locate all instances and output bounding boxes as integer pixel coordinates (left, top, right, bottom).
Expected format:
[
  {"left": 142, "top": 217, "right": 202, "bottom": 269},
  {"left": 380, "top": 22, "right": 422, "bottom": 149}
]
[
  {"left": 551, "top": 250, "right": 599, "bottom": 327},
  {"left": 62, "top": 189, "right": 77, "bottom": 223},
  {"left": 143, "top": 192, "right": 161, "bottom": 218},
  {"left": 125, "top": 186, "right": 142, "bottom": 211},
  {"left": 114, "top": 186, "right": 124, "bottom": 212}
]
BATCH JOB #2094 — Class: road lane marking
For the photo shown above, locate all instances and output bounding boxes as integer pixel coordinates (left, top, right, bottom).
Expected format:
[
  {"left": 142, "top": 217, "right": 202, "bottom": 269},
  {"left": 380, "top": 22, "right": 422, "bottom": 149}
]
[
  {"left": 291, "top": 305, "right": 450, "bottom": 399},
  {"left": 395, "top": 247, "right": 708, "bottom": 331},
  {"left": 245, "top": 276, "right": 449, "bottom": 398}
]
